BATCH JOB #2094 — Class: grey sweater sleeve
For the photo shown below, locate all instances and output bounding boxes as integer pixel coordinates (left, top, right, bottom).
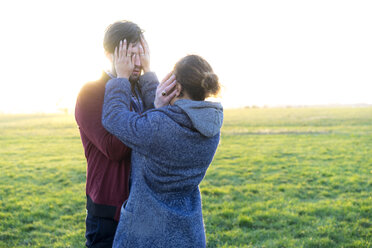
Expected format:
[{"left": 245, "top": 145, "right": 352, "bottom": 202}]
[
  {"left": 102, "top": 77, "right": 160, "bottom": 153},
  {"left": 139, "top": 72, "right": 159, "bottom": 111}
]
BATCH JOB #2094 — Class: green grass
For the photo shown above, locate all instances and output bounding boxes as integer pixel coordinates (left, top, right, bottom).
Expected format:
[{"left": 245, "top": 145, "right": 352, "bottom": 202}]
[{"left": 0, "top": 107, "right": 371, "bottom": 247}]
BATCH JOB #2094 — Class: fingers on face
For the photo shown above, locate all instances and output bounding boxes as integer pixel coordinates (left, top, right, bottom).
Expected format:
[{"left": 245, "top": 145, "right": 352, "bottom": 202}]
[
  {"left": 160, "top": 79, "right": 177, "bottom": 98},
  {"left": 122, "top": 39, "right": 131, "bottom": 58},
  {"left": 140, "top": 36, "right": 148, "bottom": 51},
  {"left": 127, "top": 42, "right": 133, "bottom": 57},
  {"left": 116, "top": 39, "right": 137, "bottom": 65},
  {"left": 164, "top": 80, "right": 176, "bottom": 93},
  {"left": 144, "top": 40, "right": 149, "bottom": 52},
  {"left": 164, "top": 75, "right": 176, "bottom": 89},
  {"left": 117, "top": 40, "right": 122, "bottom": 59},
  {"left": 165, "top": 86, "right": 178, "bottom": 101},
  {"left": 116, "top": 39, "right": 126, "bottom": 60},
  {"left": 114, "top": 46, "right": 118, "bottom": 61},
  {"left": 139, "top": 44, "right": 145, "bottom": 56},
  {"left": 140, "top": 36, "right": 145, "bottom": 50},
  {"left": 123, "top": 39, "right": 127, "bottom": 58}
]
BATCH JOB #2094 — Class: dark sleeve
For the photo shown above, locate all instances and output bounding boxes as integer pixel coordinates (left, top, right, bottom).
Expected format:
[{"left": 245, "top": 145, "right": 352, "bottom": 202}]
[
  {"left": 138, "top": 72, "right": 159, "bottom": 111},
  {"left": 102, "top": 78, "right": 160, "bottom": 153},
  {"left": 75, "top": 84, "right": 131, "bottom": 161}
]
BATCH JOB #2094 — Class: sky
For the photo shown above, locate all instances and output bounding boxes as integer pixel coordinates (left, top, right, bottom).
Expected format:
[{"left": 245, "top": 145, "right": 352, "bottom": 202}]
[{"left": 0, "top": 0, "right": 371, "bottom": 113}]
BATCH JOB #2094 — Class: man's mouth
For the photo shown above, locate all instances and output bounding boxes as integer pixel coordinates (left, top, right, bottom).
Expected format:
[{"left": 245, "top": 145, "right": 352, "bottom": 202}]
[{"left": 132, "top": 69, "right": 141, "bottom": 75}]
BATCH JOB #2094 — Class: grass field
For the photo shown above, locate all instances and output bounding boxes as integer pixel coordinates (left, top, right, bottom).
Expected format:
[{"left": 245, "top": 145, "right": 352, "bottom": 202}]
[{"left": 0, "top": 107, "right": 371, "bottom": 247}]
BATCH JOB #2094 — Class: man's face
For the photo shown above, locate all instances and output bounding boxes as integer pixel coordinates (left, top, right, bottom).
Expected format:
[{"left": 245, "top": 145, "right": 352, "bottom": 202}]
[{"left": 128, "top": 42, "right": 142, "bottom": 83}]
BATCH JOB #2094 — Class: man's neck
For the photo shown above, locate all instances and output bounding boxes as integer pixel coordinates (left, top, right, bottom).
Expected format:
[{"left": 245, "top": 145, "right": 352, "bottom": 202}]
[
  {"left": 107, "top": 65, "right": 138, "bottom": 96},
  {"left": 108, "top": 64, "right": 117, "bottom": 77}
]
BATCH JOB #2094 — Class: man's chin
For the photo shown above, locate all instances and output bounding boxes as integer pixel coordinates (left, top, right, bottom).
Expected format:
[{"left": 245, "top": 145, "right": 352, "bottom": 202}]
[{"left": 129, "top": 75, "right": 140, "bottom": 83}]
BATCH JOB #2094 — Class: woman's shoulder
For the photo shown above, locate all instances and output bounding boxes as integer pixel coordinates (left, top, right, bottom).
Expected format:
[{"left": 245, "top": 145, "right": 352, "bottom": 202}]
[
  {"left": 144, "top": 105, "right": 189, "bottom": 122},
  {"left": 140, "top": 105, "right": 193, "bottom": 135}
]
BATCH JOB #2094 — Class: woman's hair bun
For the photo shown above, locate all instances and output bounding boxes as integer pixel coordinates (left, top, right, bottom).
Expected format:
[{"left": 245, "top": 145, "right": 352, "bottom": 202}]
[
  {"left": 173, "top": 54, "right": 221, "bottom": 100},
  {"left": 201, "top": 72, "right": 220, "bottom": 97}
]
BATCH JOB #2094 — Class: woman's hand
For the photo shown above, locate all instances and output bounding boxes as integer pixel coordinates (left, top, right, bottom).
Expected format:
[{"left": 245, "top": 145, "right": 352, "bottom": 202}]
[
  {"left": 139, "top": 36, "right": 151, "bottom": 73},
  {"left": 154, "top": 72, "right": 178, "bottom": 108},
  {"left": 114, "top": 39, "right": 136, "bottom": 78}
]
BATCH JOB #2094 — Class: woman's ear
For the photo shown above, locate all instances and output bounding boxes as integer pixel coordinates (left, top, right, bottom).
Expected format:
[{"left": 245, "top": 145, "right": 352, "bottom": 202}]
[{"left": 175, "top": 83, "right": 182, "bottom": 97}]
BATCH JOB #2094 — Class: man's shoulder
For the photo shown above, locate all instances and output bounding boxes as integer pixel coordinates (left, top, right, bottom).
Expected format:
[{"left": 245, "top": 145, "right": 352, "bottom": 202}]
[
  {"left": 79, "top": 81, "right": 100, "bottom": 96},
  {"left": 77, "top": 73, "right": 109, "bottom": 100}
]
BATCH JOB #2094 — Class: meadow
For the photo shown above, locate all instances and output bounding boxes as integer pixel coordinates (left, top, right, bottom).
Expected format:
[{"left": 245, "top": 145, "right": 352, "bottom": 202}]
[{"left": 0, "top": 107, "right": 371, "bottom": 247}]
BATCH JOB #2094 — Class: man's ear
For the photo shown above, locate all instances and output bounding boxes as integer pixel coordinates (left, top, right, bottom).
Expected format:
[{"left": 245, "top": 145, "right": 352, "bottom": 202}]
[{"left": 105, "top": 50, "right": 114, "bottom": 63}]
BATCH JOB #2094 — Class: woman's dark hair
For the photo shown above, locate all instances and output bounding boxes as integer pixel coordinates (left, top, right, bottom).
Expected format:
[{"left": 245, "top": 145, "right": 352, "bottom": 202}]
[
  {"left": 173, "top": 55, "right": 220, "bottom": 101},
  {"left": 103, "top": 20, "right": 143, "bottom": 53}
]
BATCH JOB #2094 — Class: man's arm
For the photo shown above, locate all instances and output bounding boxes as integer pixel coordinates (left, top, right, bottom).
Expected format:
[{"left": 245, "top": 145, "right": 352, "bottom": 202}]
[{"left": 75, "top": 84, "right": 131, "bottom": 161}]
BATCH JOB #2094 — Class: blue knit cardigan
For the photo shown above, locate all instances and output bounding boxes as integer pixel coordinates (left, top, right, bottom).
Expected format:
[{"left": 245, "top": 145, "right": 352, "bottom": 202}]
[{"left": 102, "top": 77, "right": 223, "bottom": 248}]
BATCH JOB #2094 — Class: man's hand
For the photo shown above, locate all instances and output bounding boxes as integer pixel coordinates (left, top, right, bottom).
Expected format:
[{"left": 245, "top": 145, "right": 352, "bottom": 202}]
[
  {"left": 139, "top": 36, "right": 151, "bottom": 73},
  {"left": 154, "top": 72, "right": 178, "bottom": 108},
  {"left": 114, "top": 39, "right": 135, "bottom": 78}
]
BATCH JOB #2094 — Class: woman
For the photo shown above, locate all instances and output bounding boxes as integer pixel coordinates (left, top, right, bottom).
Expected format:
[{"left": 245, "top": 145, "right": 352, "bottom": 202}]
[{"left": 102, "top": 40, "right": 223, "bottom": 248}]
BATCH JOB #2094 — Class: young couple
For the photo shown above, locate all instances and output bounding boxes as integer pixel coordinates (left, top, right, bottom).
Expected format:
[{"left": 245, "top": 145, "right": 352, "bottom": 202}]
[{"left": 75, "top": 20, "right": 223, "bottom": 248}]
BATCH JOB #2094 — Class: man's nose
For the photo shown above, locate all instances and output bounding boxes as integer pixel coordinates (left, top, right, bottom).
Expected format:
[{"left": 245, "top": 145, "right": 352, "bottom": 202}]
[{"left": 134, "top": 55, "right": 141, "bottom": 67}]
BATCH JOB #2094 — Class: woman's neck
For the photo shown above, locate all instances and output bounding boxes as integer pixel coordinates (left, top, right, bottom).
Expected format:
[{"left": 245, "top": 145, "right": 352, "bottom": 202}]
[{"left": 170, "top": 93, "right": 192, "bottom": 105}]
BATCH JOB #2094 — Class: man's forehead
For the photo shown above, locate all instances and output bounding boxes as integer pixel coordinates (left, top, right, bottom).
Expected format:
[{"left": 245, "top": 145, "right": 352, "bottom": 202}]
[{"left": 130, "top": 43, "right": 140, "bottom": 52}]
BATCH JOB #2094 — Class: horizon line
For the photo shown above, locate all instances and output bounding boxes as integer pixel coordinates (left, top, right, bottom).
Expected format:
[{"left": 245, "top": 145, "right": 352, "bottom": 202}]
[{"left": 0, "top": 103, "right": 371, "bottom": 115}]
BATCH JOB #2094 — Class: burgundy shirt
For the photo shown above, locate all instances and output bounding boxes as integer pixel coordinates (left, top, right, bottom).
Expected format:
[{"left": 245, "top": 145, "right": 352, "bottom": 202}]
[{"left": 75, "top": 72, "right": 131, "bottom": 221}]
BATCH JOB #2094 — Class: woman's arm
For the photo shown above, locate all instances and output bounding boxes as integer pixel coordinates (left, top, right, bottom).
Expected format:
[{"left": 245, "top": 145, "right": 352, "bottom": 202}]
[
  {"left": 137, "top": 36, "right": 158, "bottom": 111},
  {"left": 102, "top": 77, "right": 157, "bottom": 152},
  {"left": 139, "top": 72, "right": 158, "bottom": 111}
]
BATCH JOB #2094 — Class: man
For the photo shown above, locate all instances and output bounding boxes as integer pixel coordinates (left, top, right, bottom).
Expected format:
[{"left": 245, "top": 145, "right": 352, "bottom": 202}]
[{"left": 75, "top": 20, "right": 158, "bottom": 247}]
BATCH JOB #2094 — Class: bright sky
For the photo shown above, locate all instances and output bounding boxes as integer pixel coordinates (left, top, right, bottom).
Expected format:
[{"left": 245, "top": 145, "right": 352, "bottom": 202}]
[{"left": 0, "top": 0, "right": 371, "bottom": 113}]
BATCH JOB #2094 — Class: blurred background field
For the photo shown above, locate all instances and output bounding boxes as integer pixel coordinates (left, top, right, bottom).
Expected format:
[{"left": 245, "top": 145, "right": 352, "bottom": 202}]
[{"left": 0, "top": 107, "right": 371, "bottom": 247}]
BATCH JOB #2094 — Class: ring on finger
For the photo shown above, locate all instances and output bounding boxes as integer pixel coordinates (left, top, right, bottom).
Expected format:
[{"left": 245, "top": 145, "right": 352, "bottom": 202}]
[{"left": 161, "top": 91, "right": 167, "bottom": 96}]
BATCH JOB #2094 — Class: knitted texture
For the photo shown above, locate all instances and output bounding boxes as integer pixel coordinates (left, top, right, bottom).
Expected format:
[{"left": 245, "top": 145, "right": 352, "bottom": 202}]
[{"left": 102, "top": 77, "right": 223, "bottom": 248}]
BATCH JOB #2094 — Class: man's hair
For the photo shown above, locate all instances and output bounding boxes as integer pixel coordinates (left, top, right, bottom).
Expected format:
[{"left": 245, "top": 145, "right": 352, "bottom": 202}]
[{"left": 103, "top": 20, "right": 143, "bottom": 53}]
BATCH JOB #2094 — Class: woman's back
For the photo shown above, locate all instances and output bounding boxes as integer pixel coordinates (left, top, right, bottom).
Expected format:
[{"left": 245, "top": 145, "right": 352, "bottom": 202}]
[
  {"left": 132, "top": 100, "right": 222, "bottom": 192},
  {"left": 102, "top": 54, "right": 223, "bottom": 247},
  {"left": 107, "top": 98, "right": 223, "bottom": 247}
]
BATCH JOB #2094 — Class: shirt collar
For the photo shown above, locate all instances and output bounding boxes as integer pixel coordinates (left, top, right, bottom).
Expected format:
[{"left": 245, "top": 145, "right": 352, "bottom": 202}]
[{"left": 105, "top": 71, "right": 116, "bottom": 79}]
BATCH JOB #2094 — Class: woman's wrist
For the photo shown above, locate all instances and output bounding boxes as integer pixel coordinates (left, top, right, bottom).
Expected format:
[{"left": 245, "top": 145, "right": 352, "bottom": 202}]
[{"left": 143, "top": 66, "right": 151, "bottom": 74}]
